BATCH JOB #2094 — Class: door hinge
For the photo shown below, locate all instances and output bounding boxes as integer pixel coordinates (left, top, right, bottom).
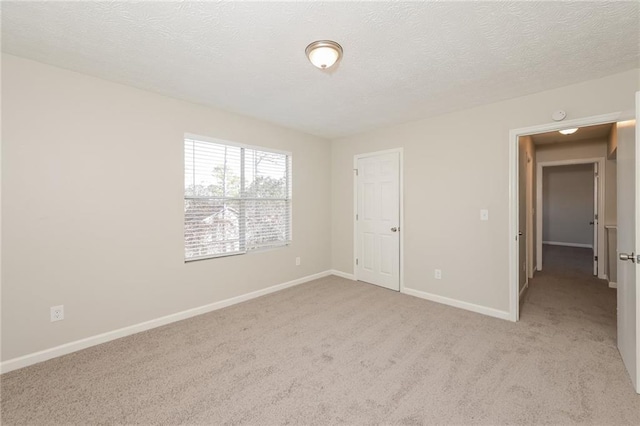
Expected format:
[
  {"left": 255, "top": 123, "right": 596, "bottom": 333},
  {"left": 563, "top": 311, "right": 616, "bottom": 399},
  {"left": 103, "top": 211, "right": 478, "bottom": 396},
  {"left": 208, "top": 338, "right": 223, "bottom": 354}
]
[
  {"left": 354, "top": 168, "right": 359, "bottom": 176},
  {"left": 595, "top": 214, "right": 598, "bottom": 220},
  {"left": 356, "top": 213, "right": 359, "bottom": 220},
  {"left": 356, "top": 258, "right": 359, "bottom": 265},
  {"left": 594, "top": 255, "right": 598, "bottom": 261}
]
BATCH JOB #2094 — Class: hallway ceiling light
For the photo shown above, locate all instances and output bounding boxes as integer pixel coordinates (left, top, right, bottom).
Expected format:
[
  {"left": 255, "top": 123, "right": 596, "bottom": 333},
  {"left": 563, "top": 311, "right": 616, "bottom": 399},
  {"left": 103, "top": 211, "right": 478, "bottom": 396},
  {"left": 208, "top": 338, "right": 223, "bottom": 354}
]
[
  {"left": 618, "top": 120, "right": 636, "bottom": 128},
  {"left": 305, "top": 40, "right": 343, "bottom": 69},
  {"left": 559, "top": 128, "right": 578, "bottom": 135}
]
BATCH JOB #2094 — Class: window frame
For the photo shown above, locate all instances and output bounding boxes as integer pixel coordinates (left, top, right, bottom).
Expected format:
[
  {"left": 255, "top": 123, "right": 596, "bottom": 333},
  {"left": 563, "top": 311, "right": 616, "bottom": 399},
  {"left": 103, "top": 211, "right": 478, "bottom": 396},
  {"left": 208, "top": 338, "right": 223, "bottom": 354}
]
[{"left": 184, "top": 133, "right": 292, "bottom": 262}]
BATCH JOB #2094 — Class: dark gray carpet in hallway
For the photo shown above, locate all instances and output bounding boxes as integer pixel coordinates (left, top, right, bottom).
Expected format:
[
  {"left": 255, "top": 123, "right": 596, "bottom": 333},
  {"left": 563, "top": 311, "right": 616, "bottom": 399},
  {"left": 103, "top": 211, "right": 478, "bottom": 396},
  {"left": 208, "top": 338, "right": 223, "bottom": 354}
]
[
  {"left": 520, "top": 244, "right": 617, "bottom": 347},
  {"left": 1, "top": 247, "right": 638, "bottom": 424}
]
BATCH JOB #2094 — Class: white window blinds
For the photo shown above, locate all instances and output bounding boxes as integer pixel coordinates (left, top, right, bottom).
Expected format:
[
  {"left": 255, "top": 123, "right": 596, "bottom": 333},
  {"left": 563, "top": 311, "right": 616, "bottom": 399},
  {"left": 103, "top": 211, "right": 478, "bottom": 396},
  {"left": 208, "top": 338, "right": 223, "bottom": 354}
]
[{"left": 184, "top": 136, "right": 292, "bottom": 261}]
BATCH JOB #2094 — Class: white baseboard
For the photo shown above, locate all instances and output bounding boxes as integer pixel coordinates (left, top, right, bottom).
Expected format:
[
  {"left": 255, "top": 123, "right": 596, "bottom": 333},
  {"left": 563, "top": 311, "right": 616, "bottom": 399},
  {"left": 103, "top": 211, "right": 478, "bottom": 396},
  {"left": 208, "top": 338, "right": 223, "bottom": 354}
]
[
  {"left": 609, "top": 281, "right": 618, "bottom": 289},
  {"left": 0, "top": 270, "right": 332, "bottom": 374},
  {"left": 543, "top": 241, "right": 593, "bottom": 249},
  {"left": 519, "top": 281, "right": 529, "bottom": 300},
  {"left": 401, "top": 287, "right": 510, "bottom": 321},
  {"left": 329, "top": 270, "right": 356, "bottom": 280}
]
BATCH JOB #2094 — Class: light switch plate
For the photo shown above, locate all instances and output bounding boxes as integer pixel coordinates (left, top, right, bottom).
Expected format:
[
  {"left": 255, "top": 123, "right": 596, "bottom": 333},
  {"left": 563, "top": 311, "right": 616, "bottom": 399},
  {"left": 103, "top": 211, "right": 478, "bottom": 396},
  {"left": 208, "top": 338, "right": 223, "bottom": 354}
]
[{"left": 480, "top": 209, "right": 489, "bottom": 221}]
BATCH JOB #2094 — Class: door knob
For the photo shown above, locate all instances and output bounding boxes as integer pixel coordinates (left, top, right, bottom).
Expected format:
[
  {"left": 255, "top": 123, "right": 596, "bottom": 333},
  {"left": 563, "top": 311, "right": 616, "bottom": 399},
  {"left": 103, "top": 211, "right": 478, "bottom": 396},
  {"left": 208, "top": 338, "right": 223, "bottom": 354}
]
[
  {"left": 391, "top": 227, "right": 398, "bottom": 232},
  {"left": 619, "top": 252, "right": 637, "bottom": 263}
]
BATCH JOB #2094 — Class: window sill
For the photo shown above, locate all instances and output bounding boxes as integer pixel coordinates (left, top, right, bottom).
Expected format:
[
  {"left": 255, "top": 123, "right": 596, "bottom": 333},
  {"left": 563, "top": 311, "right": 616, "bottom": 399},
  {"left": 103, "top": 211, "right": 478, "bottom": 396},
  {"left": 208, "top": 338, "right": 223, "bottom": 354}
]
[{"left": 185, "top": 242, "right": 290, "bottom": 263}]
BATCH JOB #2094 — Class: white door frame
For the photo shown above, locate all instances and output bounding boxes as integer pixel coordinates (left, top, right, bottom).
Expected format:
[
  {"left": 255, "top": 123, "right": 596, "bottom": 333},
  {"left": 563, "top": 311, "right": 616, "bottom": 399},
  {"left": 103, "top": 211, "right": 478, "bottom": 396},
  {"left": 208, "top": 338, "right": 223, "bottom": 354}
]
[
  {"left": 536, "top": 158, "right": 606, "bottom": 277},
  {"left": 509, "top": 111, "right": 633, "bottom": 322},
  {"left": 635, "top": 99, "right": 640, "bottom": 392},
  {"left": 353, "top": 148, "right": 404, "bottom": 292},
  {"left": 636, "top": 101, "right": 640, "bottom": 393}
]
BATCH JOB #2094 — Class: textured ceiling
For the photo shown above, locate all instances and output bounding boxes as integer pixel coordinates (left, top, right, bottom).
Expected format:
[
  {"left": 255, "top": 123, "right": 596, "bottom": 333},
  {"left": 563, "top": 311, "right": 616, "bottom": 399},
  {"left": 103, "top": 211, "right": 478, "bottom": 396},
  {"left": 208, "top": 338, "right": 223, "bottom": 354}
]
[
  {"left": 532, "top": 123, "right": 613, "bottom": 145},
  {"left": 2, "top": 1, "right": 639, "bottom": 139}
]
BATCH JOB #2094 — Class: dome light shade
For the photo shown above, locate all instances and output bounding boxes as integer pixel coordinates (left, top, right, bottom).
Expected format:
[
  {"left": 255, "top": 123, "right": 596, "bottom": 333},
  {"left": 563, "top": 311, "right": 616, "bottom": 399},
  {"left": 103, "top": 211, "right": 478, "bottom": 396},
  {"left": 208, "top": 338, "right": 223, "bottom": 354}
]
[
  {"left": 559, "top": 128, "right": 578, "bottom": 135},
  {"left": 305, "top": 40, "right": 343, "bottom": 69}
]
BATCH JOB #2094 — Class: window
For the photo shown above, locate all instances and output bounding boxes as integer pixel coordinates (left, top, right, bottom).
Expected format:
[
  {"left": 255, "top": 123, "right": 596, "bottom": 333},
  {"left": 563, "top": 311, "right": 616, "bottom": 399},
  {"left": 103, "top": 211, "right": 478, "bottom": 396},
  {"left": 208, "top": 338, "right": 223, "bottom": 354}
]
[{"left": 184, "top": 135, "right": 291, "bottom": 261}]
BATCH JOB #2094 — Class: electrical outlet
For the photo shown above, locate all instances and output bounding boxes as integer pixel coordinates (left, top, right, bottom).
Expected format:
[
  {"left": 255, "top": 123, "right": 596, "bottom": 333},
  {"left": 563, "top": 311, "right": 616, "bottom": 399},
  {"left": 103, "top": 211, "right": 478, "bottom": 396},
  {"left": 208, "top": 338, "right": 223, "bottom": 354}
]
[
  {"left": 480, "top": 209, "right": 489, "bottom": 221},
  {"left": 434, "top": 269, "right": 442, "bottom": 280},
  {"left": 50, "top": 305, "right": 64, "bottom": 322},
  {"left": 295, "top": 257, "right": 301, "bottom": 266}
]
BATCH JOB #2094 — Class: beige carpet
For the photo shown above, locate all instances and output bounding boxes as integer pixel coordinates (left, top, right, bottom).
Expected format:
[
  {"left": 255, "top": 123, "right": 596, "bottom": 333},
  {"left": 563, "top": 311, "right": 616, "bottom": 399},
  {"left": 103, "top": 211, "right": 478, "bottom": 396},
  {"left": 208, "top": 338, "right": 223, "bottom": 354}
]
[{"left": 2, "top": 247, "right": 639, "bottom": 424}]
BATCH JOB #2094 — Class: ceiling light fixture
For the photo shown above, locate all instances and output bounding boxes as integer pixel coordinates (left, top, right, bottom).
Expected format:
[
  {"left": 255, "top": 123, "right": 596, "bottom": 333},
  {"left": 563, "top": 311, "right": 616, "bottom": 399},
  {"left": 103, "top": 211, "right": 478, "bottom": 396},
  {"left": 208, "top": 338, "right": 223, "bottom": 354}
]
[
  {"left": 559, "top": 128, "right": 578, "bottom": 135},
  {"left": 305, "top": 40, "right": 343, "bottom": 69}
]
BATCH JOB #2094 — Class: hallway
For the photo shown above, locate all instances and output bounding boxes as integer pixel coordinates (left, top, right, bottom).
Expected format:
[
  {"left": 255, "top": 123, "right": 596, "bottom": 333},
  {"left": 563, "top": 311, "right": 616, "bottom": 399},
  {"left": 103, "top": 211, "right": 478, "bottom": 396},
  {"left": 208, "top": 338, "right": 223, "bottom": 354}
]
[{"left": 522, "top": 244, "right": 616, "bottom": 346}]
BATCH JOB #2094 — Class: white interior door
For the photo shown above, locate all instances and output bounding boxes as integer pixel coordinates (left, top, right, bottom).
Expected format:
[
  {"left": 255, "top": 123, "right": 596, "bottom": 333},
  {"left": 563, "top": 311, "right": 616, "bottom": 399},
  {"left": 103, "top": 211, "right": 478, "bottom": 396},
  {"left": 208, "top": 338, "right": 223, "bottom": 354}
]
[
  {"left": 356, "top": 151, "right": 400, "bottom": 291},
  {"left": 593, "top": 162, "right": 599, "bottom": 276},
  {"left": 616, "top": 96, "right": 639, "bottom": 393}
]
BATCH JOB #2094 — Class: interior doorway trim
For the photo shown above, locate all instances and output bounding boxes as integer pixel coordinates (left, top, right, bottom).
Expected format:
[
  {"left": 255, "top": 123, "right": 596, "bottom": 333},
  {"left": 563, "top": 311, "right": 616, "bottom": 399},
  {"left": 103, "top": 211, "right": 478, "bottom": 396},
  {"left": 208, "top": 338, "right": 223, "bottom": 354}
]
[
  {"left": 536, "top": 158, "right": 606, "bottom": 278},
  {"left": 353, "top": 148, "right": 404, "bottom": 292},
  {"left": 508, "top": 111, "right": 633, "bottom": 322}
]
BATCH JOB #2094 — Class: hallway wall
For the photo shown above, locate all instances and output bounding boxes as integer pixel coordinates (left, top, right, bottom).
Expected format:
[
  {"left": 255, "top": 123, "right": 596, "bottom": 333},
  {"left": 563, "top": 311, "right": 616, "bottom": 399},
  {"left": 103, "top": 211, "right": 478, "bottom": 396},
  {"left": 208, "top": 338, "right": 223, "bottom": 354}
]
[
  {"left": 536, "top": 138, "right": 607, "bottom": 163},
  {"left": 542, "top": 164, "right": 594, "bottom": 246}
]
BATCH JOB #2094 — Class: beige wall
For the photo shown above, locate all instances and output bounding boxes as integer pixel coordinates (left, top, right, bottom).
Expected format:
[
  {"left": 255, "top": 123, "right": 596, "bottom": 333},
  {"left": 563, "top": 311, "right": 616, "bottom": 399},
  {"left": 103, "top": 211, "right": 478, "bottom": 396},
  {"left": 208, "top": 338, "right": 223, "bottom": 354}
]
[
  {"left": 1, "top": 55, "right": 332, "bottom": 361},
  {"left": 608, "top": 124, "right": 618, "bottom": 159},
  {"left": 606, "top": 159, "right": 618, "bottom": 225},
  {"left": 605, "top": 156, "right": 618, "bottom": 283},
  {"left": 607, "top": 228, "right": 618, "bottom": 283},
  {"left": 542, "top": 164, "right": 594, "bottom": 245},
  {"left": 331, "top": 69, "right": 639, "bottom": 314}
]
